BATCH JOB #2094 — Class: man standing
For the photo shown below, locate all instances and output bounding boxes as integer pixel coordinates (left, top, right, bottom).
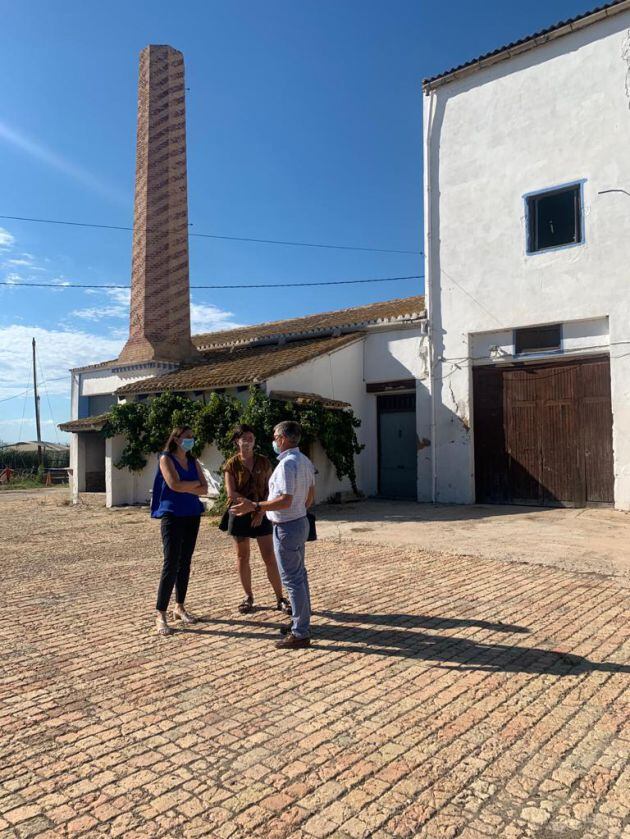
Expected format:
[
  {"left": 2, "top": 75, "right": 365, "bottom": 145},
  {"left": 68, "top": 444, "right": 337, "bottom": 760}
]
[{"left": 232, "top": 421, "right": 315, "bottom": 649}]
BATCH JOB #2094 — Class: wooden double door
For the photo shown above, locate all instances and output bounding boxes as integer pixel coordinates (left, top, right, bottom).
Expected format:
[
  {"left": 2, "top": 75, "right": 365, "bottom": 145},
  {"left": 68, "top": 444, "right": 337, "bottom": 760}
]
[{"left": 473, "top": 356, "right": 614, "bottom": 506}]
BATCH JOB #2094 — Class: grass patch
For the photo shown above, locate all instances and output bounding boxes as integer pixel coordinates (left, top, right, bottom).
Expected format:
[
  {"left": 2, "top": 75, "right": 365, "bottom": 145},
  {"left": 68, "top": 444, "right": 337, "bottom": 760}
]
[{"left": 0, "top": 478, "right": 67, "bottom": 490}]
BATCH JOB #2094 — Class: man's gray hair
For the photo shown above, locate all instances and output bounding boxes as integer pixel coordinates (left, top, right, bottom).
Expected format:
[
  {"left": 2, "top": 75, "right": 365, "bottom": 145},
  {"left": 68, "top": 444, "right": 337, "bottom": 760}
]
[{"left": 274, "top": 420, "right": 302, "bottom": 444}]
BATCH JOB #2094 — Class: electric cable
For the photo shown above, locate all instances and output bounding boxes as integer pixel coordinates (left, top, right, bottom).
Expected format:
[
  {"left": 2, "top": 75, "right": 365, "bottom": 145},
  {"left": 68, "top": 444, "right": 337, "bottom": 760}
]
[
  {"left": 0, "top": 214, "right": 422, "bottom": 255},
  {"left": 0, "top": 275, "right": 423, "bottom": 290},
  {"left": 38, "top": 357, "right": 60, "bottom": 445}
]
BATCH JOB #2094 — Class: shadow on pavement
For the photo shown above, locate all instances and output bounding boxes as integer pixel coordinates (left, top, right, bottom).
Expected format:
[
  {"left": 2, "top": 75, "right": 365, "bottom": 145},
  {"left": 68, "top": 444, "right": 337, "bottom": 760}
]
[
  {"left": 315, "top": 500, "right": 562, "bottom": 525},
  {"left": 313, "top": 610, "right": 530, "bottom": 634},
  {"left": 185, "top": 616, "right": 629, "bottom": 676}
]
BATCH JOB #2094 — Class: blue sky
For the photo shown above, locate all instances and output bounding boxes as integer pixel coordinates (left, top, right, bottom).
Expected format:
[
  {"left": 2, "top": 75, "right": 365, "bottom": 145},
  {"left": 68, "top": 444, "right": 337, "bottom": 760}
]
[{"left": 0, "top": 0, "right": 600, "bottom": 443}]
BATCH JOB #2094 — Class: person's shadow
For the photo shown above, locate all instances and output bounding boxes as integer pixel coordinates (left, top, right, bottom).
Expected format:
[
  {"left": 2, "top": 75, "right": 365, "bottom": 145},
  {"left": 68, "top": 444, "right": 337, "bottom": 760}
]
[{"left": 185, "top": 612, "right": 630, "bottom": 676}]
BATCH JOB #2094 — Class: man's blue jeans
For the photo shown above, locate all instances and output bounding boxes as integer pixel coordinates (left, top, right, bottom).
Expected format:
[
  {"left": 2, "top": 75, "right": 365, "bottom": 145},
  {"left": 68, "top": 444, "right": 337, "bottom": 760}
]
[{"left": 273, "top": 516, "right": 311, "bottom": 639}]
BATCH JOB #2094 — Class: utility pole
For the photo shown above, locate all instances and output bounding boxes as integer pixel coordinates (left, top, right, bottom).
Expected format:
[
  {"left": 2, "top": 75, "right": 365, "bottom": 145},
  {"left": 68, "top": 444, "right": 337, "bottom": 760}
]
[{"left": 32, "top": 337, "right": 43, "bottom": 469}]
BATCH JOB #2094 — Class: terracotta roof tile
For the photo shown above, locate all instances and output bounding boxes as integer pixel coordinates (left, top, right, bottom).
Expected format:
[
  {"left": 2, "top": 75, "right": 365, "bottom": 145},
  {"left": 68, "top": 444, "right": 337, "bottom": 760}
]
[
  {"left": 116, "top": 333, "right": 363, "bottom": 396},
  {"left": 268, "top": 391, "right": 351, "bottom": 410},
  {"left": 59, "top": 414, "right": 110, "bottom": 433},
  {"left": 423, "top": 0, "right": 628, "bottom": 90},
  {"left": 71, "top": 295, "right": 425, "bottom": 376},
  {"left": 193, "top": 295, "right": 425, "bottom": 349},
  {"left": 70, "top": 358, "right": 120, "bottom": 374}
]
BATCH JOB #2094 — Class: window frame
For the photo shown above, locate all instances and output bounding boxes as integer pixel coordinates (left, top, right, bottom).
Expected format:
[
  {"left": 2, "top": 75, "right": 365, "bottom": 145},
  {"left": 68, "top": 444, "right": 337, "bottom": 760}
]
[
  {"left": 513, "top": 323, "right": 563, "bottom": 357},
  {"left": 524, "top": 180, "right": 585, "bottom": 256}
]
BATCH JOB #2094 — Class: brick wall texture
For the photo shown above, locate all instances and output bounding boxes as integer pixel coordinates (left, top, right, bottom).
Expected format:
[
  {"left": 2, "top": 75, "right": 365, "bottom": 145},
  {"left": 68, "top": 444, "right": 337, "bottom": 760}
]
[{"left": 119, "top": 45, "right": 198, "bottom": 365}]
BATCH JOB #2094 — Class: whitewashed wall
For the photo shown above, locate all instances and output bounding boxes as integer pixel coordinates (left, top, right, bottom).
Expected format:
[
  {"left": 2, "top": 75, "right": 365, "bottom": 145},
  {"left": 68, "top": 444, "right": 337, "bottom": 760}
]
[
  {"left": 269, "top": 328, "right": 430, "bottom": 500},
  {"left": 267, "top": 338, "right": 367, "bottom": 501},
  {"left": 362, "top": 329, "right": 432, "bottom": 501},
  {"left": 424, "top": 13, "right": 630, "bottom": 508}
]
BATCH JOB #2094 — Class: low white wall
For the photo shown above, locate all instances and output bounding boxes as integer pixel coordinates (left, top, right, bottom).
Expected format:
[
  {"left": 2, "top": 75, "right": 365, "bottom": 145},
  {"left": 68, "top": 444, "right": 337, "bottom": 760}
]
[
  {"left": 106, "top": 438, "right": 224, "bottom": 508},
  {"left": 70, "top": 434, "right": 85, "bottom": 501},
  {"left": 268, "top": 338, "right": 370, "bottom": 496}
]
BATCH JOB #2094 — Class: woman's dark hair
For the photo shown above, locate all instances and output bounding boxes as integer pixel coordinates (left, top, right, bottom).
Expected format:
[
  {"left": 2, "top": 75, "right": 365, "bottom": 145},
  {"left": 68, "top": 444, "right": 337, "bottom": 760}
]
[
  {"left": 164, "top": 425, "right": 193, "bottom": 455},
  {"left": 230, "top": 423, "right": 256, "bottom": 445}
]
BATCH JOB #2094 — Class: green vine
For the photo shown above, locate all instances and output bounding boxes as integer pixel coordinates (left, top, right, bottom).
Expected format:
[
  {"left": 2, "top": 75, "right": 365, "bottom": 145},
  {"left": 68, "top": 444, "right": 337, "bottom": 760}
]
[{"left": 105, "top": 388, "right": 364, "bottom": 495}]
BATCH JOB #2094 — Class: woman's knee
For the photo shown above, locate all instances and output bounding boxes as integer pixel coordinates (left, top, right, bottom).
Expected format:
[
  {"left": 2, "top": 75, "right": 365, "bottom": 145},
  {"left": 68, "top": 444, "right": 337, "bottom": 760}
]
[
  {"left": 260, "top": 550, "right": 277, "bottom": 568},
  {"left": 235, "top": 545, "right": 250, "bottom": 565}
]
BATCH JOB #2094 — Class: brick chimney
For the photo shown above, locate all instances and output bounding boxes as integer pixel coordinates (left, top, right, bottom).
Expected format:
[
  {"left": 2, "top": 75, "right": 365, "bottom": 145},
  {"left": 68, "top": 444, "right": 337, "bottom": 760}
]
[{"left": 118, "top": 45, "right": 199, "bottom": 365}]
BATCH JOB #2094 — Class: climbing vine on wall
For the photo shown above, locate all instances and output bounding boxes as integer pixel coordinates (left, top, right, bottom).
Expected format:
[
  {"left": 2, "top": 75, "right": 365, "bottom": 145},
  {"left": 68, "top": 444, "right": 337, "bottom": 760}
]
[{"left": 104, "top": 388, "right": 364, "bottom": 492}]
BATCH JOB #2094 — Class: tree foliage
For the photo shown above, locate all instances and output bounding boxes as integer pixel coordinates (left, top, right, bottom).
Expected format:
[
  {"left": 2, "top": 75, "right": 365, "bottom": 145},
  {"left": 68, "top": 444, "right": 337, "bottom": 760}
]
[{"left": 105, "top": 388, "right": 364, "bottom": 492}]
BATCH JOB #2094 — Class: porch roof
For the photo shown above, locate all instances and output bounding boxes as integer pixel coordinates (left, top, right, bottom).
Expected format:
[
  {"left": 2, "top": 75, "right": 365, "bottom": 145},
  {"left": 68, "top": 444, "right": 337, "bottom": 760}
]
[
  {"left": 115, "top": 333, "right": 363, "bottom": 397},
  {"left": 269, "top": 391, "right": 351, "bottom": 410},
  {"left": 58, "top": 414, "right": 110, "bottom": 433}
]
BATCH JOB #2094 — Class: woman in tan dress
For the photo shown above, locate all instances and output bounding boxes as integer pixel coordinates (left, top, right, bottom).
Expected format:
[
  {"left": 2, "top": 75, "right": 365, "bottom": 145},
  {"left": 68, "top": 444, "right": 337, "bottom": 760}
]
[{"left": 224, "top": 424, "right": 290, "bottom": 615}]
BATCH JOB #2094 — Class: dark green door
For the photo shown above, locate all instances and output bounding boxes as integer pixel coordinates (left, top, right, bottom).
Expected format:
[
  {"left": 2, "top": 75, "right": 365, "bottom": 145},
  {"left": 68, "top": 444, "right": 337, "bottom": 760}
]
[{"left": 378, "top": 393, "right": 417, "bottom": 499}]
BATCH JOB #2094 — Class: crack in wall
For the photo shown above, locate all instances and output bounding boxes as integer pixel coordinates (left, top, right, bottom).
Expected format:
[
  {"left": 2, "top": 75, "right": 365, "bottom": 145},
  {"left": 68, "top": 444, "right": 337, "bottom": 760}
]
[
  {"left": 448, "top": 381, "right": 470, "bottom": 434},
  {"left": 623, "top": 30, "right": 630, "bottom": 108}
]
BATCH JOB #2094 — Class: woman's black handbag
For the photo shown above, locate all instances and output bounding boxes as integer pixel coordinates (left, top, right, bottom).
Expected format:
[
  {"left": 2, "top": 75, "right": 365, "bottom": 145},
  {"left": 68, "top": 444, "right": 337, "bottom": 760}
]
[
  {"left": 218, "top": 509, "right": 254, "bottom": 537},
  {"left": 220, "top": 508, "right": 317, "bottom": 541},
  {"left": 307, "top": 512, "right": 317, "bottom": 542}
]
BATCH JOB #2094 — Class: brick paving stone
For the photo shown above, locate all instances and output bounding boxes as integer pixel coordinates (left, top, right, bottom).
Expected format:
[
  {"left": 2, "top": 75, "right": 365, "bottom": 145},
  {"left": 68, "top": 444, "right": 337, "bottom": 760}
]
[{"left": 1, "top": 494, "right": 629, "bottom": 838}]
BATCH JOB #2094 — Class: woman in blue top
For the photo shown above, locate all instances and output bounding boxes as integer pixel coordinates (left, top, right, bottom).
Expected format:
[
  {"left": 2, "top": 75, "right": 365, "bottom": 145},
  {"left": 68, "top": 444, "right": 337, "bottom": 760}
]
[{"left": 151, "top": 425, "right": 207, "bottom": 636}]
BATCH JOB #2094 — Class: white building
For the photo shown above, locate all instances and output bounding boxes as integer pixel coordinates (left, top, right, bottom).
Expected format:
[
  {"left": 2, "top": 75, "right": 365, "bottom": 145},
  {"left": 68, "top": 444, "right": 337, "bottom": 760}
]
[
  {"left": 423, "top": 0, "right": 630, "bottom": 509},
  {"left": 59, "top": 45, "right": 431, "bottom": 509},
  {"left": 61, "top": 297, "right": 432, "bottom": 507}
]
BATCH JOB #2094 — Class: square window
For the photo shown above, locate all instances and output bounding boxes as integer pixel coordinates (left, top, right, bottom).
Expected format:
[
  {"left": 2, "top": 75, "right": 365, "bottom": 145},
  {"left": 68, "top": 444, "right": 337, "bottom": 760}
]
[
  {"left": 527, "top": 184, "right": 582, "bottom": 253},
  {"left": 514, "top": 324, "right": 561, "bottom": 355}
]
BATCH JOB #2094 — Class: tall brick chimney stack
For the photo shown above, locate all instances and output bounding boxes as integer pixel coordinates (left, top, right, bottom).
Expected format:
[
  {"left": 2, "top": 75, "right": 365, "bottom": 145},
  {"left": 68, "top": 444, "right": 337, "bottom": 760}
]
[{"left": 118, "top": 45, "right": 199, "bottom": 365}]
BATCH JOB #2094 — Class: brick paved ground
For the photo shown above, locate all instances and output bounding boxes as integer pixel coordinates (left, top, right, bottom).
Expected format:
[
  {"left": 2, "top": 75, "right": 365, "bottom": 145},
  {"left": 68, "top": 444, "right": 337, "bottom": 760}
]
[{"left": 1, "top": 493, "right": 628, "bottom": 838}]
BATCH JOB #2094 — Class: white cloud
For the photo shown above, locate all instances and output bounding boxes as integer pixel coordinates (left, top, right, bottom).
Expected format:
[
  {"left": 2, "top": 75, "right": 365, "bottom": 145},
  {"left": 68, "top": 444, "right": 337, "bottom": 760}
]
[
  {"left": 0, "top": 324, "right": 124, "bottom": 398},
  {"left": 0, "top": 121, "right": 129, "bottom": 207},
  {"left": 70, "top": 289, "right": 243, "bottom": 334},
  {"left": 70, "top": 287, "right": 129, "bottom": 320},
  {"left": 0, "top": 228, "right": 15, "bottom": 250},
  {"left": 0, "top": 417, "right": 56, "bottom": 428},
  {"left": 0, "top": 417, "right": 62, "bottom": 446},
  {"left": 72, "top": 304, "right": 127, "bottom": 320},
  {"left": 190, "top": 302, "right": 244, "bottom": 333},
  {"left": 5, "top": 256, "right": 34, "bottom": 267}
]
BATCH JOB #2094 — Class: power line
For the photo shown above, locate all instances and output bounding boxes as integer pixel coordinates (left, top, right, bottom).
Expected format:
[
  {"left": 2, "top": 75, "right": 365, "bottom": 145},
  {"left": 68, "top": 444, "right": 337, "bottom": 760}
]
[
  {"left": 0, "top": 388, "right": 29, "bottom": 403},
  {"left": 38, "top": 357, "right": 60, "bottom": 446},
  {"left": 0, "top": 274, "right": 422, "bottom": 291},
  {"left": 0, "top": 214, "right": 422, "bottom": 256},
  {"left": 17, "top": 386, "right": 30, "bottom": 444}
]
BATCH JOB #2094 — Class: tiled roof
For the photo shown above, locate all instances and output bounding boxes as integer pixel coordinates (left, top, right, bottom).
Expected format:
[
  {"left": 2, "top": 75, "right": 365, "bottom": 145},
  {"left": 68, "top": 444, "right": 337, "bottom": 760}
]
[
  {"left": 71, "top": 296, "right": 425, "bottom": 374},
  {"left": 423, "top": 0, "right": 629, "bottom": 90},
  {"left": 115, "top": 333, "right": 363, "bottom": 396},
  {"left": 59, "top": 414, "right": 110, "bottom": 433},
  {"left": 193, "top": 295, "right": 425, "bottom": 349},
  {"left": 71, "top": 358, "right": 119, "bottom": 374},
  {"left": 268, "top": 391, "right": 351, "bottom": 410}
]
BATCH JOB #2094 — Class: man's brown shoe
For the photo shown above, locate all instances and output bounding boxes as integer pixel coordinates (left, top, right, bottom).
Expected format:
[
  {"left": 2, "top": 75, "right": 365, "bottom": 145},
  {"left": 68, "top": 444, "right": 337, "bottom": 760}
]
[{"left": 275, "top": 633, "right": 311, "bottom": 649}]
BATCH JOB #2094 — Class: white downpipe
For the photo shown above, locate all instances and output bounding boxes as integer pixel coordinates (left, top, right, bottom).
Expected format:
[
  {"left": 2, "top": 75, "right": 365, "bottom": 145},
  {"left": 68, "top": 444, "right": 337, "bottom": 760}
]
[{"left": 424, "top": 90, "right": 438, "bottom": 504}]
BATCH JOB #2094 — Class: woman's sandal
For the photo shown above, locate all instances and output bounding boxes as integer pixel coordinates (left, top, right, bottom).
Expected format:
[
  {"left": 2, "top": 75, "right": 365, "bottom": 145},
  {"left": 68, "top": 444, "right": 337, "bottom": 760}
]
[
  {"left": 172, "top": 607, "right": 198, "bottom": 624},
  {"left": 277, "top": 597, "right": 292, "bottom": 615},
  {"left": 238, "top": 596, "right": 254, "bottom": 614},
  {"left": 156, "top": 616, "right": 175, "bottom": 636}
]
